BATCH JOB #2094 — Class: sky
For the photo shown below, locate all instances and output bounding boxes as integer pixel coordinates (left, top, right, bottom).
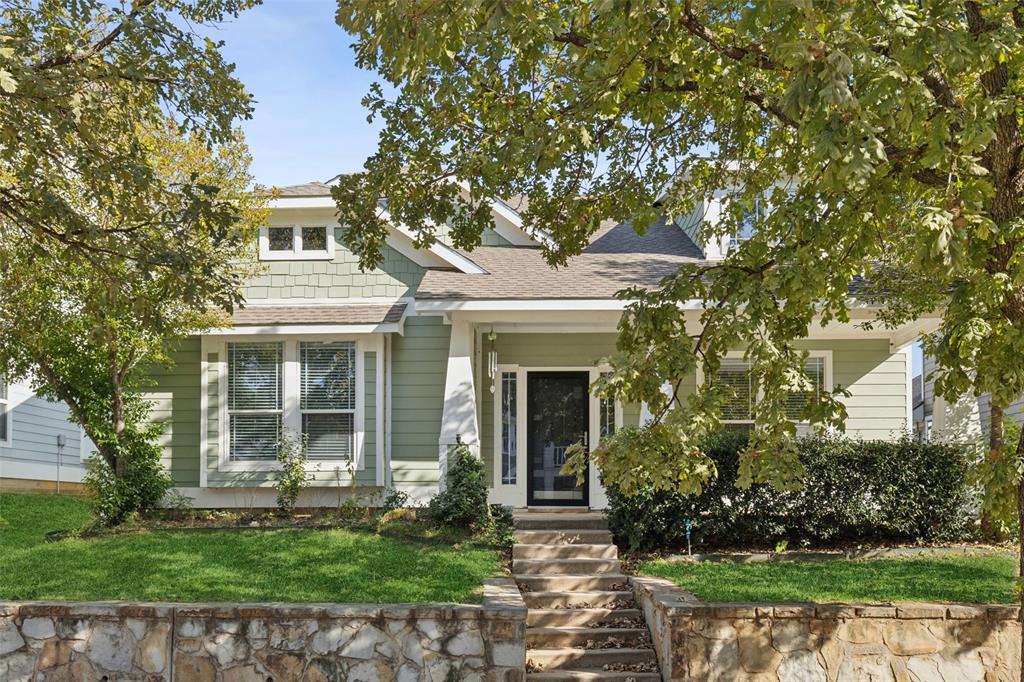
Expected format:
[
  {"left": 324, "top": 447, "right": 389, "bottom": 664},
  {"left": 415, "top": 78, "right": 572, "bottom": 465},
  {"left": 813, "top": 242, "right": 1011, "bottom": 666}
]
[
  {"left": 215, "top": 1, "right": 382, "bottom": 187},
  {"left": 214, "top": 2, "right": 927, "bottom": 376}
]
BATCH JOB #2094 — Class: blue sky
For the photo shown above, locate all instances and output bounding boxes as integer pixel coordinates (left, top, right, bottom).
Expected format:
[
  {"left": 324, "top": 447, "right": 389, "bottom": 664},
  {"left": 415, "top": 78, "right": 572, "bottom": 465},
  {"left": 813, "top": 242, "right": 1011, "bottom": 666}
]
[
  {"left": 216, "top": 1, "right": 381, "bottom": 187},
  {"left": 215, "top": 2, "right": 926, "bottom": 376}
]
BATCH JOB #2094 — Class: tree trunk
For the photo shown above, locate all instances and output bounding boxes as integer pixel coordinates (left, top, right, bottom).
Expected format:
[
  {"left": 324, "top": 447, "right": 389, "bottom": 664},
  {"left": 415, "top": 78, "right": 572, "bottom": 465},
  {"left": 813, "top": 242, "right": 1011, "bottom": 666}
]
[{"left": 984, "top": 404, "right": 1006, "bottom": 539}]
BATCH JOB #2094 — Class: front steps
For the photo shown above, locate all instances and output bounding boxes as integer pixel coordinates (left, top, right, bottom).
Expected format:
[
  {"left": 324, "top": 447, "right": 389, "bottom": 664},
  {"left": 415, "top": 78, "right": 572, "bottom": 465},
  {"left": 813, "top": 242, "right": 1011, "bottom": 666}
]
[{"left": 513, "top": 511, "right": 659, "bottom": 682}]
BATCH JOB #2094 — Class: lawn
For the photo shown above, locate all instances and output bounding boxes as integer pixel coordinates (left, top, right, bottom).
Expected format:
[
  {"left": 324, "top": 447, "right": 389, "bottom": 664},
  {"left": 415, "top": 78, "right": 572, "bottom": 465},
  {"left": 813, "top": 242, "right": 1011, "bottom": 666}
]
[
  {"left": 641, "top": 554, "right": 1017, "bottom": 604},
  {"left": 0, "top": 493, "right": 500, "bottom": 604}
]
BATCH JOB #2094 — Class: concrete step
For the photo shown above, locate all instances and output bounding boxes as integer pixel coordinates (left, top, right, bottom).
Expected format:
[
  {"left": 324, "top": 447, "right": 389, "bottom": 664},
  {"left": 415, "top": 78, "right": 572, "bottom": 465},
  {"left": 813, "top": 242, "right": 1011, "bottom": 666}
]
[
  {"left": 527, "top": 627, "right": 651, "bottom": 648},
  {"left": 515, "top": 529, "right": 614, "bottom": 545},
  {"left": 518, "top": 575, "right": 630, "bottom": 592},
  {"left": 513, "top": 558, "right": 621, "bottom": 575},
  {"left": 527, "top": 672, "right": 661, "bottom": 682},
  {"left": 521, "top": 590, "right": 635, "bottom": 609},
  {"left": 513, "top": 544, "right": 618, "bottom": 560},
  {"left": 526, "top": 647, "right": 657, "bottom": 671},
  {"left": 527, "top": 608, "right": 643, "bottom": 628},
  {"left": 514, "top": 513, "right": 609, "bottom": 530}
]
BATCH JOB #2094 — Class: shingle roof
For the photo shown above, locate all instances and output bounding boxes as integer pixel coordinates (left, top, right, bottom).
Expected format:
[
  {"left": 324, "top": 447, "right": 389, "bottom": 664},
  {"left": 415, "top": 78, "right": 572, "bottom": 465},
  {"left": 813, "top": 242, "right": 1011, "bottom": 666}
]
[
  {"left": 231, "top": 302, "right": 407, "bottom": 326},
  {"left": 276, "top": 182, "right": 334, "bottom": 197},
  {"left": 416, "top": 217, "right": 704, "bottom": 300}
]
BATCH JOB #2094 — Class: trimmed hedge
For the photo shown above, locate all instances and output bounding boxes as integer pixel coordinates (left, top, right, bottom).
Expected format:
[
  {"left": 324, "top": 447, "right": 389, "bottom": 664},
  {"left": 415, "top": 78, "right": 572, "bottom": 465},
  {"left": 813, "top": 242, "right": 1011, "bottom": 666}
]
[{"left": 607, "top": 433, "right": 975, "bottom": 551}]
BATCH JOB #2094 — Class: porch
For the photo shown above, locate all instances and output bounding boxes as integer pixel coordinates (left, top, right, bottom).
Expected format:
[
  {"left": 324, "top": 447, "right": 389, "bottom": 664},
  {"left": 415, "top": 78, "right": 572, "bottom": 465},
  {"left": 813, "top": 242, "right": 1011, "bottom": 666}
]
[{"left": 426, "top": 302, "right": 934, "bottom": 511}]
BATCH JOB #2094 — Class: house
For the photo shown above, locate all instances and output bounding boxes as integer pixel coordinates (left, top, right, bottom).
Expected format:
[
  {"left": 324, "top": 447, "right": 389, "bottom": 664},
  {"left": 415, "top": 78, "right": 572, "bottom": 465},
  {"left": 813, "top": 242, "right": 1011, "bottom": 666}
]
[
  {"left": 144, "top": 181, "right": 935, "bottom": 509},
  {"left": 0, "top": 376, "right": 94, "bottom": 494}
]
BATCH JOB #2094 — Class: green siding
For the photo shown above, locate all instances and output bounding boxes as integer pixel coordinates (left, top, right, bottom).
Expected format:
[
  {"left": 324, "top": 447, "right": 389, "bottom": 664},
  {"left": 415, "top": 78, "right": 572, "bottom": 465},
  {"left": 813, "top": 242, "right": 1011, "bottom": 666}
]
[
  {"left": 244, "top": 227, "right": 424, "bottom": 301},
  {"left": 390, "top": 315, "right": 450, "bottom": 486},
  {"left": 143, "top": 338, "right": 202, "bottom": 487}
]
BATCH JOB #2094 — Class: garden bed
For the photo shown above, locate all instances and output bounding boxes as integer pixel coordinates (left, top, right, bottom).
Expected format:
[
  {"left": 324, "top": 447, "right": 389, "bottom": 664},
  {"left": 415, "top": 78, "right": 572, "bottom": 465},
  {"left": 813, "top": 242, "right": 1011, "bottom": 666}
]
[
  {"left": 640, "top": 553, "right": 1017, "bottom": 604},
  {"left": 0, "top": 493, "right": 502, "bottom": 604}
]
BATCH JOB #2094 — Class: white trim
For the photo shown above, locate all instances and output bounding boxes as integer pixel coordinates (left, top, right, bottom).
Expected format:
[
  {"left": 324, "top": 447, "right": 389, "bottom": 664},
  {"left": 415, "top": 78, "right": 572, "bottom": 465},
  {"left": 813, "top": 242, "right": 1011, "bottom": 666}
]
[
  {"left": 0, "top": 374, "right": 11, "bottom": 448},
  {"left": 214, "top": 336, "right": 368, "bottom": 473},
  {"left": 384, "top": 334, "right": 393, "bottom": 489},
  {"left": 258, "top": 225, "right": 335, "bottom": 261},
  {"left": 375, "top": 335, "right": 385, "bottom": 487},
  {"left": 902, "top": 343, "right": 914, "bottom": 435},
  {"left": 491, "top": 364, "right": 520, "bottom": 502},
  {"left": 694, "top": 350, "right": 834, "bottom": 424},
  {"left": 199, "top": 336, "right": 210, "bottom": 487},
  {"left": 381, "top": 209, "right": 488, "bottom": 274},
  {"left": 268, "top": 196, "right": 337, "bottom": 210}
]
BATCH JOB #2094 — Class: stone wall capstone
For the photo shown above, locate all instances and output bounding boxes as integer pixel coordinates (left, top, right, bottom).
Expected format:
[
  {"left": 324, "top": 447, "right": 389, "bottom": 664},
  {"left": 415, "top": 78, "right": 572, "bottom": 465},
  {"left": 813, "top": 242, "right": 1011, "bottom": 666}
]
[
  {"left": 0, "top": 578, "right": 526, "bottom": 681},
  {"left": 632, "top": 575, "right": 1021, "bottom": 682}
]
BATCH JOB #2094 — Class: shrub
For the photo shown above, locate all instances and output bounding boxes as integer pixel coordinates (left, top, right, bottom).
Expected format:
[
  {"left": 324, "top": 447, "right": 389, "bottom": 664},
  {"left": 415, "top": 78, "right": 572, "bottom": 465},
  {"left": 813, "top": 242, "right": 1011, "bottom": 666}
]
[
  {"left": 274, "top": 434, "right": 311, "bottom": 515},
  {"left": 424, "top": 444, "right": 490, "bottom": 529},
  {"left": 606, "top": 433, "right": 975, "bottom": 551},
  {"left": 84, "top": 430, "right": 172, "bottom": 526}
]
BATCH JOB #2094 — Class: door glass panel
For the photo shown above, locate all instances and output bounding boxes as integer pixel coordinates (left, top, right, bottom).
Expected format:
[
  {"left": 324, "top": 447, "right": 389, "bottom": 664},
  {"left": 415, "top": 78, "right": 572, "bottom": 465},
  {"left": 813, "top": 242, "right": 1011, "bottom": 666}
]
[{"left": 528, "top": 373, "right": 588, "bottom": 505}]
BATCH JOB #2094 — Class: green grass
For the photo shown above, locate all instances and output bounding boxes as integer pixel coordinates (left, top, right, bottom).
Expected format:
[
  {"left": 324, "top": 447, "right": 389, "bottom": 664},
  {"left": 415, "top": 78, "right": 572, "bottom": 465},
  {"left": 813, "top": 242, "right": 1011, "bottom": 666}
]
[
  {"left": 641, "top": 554, "right": 1017, "bottom": 604},
  {"left": 0, "top": 494, "right": 500, "bottom": 603}
]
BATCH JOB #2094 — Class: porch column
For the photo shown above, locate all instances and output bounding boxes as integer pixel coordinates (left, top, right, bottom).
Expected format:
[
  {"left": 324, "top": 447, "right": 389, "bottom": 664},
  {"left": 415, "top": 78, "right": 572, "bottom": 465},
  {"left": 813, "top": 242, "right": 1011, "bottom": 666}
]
[{"left": 438, "top": 320, "right": 480, "bottom": 490}]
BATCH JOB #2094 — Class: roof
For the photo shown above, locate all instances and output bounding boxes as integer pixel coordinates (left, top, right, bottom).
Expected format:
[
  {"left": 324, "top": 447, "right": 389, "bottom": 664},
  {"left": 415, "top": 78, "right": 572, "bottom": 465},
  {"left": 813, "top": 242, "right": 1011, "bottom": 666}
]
[
  {"left": 275, "top": 182, "right": 334, "bottom": 197},
  {"left": 416, "top": 217, "right": 705, "bottom": 300},
  {"left": 231, "top": 302, "right": 407, "bottom": 327}
]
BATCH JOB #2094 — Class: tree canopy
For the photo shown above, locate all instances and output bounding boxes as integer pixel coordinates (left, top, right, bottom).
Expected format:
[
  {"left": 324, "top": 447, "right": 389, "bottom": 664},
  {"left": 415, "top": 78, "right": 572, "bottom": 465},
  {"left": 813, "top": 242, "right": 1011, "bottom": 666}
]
[{"left": 336, "top": 0, "right": 1024, "bottom": 491}]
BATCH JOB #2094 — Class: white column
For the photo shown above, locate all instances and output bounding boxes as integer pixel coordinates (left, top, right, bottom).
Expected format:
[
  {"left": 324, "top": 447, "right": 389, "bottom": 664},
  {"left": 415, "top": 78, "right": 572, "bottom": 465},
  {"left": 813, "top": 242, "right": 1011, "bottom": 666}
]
[{"left": 438, "top": 320, "right": 480, "bottom": 490}]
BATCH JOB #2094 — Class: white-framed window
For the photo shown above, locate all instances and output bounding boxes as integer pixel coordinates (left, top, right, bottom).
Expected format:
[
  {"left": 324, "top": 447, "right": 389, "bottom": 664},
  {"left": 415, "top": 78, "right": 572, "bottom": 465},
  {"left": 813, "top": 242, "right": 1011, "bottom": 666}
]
[
  {"left": 701, "top": 352, "right": 832, "bottom": 426},
  {"left": 730, "top": 197, "right": 763, "bottom": 249},
  {"left": 258, "top": 225, "right": 335, "bottom": 261},
  {"left": 0, "top": 376, "right": 10, "bottom": 447},
  {"left": 228, "top": 342, "right": 283, "bottom": 462},
  {"left": 300, "top": 341, "right": 356, "bottom": 461},
  {"left": 221, "top": 338, "right": 363, "bottom": 468},
  {"left": 499, "top": 371, "right": 517, "bottom": 485}
]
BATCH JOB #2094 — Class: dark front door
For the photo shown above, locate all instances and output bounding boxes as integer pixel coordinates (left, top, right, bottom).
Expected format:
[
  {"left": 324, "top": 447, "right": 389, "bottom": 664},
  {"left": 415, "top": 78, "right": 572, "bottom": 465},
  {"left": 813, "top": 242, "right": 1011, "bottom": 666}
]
[{"left": 527, "top": 372, "right": 589, "bottom": 507}]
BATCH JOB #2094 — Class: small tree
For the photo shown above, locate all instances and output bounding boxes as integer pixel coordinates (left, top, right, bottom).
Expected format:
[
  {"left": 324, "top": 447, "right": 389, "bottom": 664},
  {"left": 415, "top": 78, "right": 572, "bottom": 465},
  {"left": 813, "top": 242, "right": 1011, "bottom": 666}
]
[
  {"left": 424, "top": 445, "right": 489, "bottom": 530},
  {"left": 0, "top": 122, "right": 266, "bottom": 522},
  {"left": 275, "top": 434, "right": 312, "bottom": 516}
]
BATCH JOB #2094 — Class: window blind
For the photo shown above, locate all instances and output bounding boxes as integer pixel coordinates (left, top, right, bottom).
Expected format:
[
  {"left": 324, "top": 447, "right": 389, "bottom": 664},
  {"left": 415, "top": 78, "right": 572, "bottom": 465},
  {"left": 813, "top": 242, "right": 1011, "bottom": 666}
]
[
  {"left": 227, "top": 343, "right": 283, "bottom": 461},
  {"left": 717, "top": 359, "right": 754, "bottom": 421},
  {"left": 785, "top": 357, "right": 825, "bottom": 420},
  {"left": 301, "top": 342, "right": 355, "bottom": 410}
]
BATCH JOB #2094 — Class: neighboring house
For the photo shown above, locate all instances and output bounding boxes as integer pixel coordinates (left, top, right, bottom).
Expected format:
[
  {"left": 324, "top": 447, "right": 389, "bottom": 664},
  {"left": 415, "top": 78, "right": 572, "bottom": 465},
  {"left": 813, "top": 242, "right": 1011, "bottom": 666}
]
[
  {"left": 142, "top": 182, "right": 934, "bottom": 509},
  {"left": 0, "top": 376, "right": 94, "bottom": 494}
]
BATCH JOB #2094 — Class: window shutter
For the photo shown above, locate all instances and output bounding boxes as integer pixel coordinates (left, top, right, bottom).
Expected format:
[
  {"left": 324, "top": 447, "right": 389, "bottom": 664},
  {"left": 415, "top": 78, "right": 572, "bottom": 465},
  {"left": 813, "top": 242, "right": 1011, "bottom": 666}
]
[{"left": 301, "top": 342, "right": 356, "bottom": 410}]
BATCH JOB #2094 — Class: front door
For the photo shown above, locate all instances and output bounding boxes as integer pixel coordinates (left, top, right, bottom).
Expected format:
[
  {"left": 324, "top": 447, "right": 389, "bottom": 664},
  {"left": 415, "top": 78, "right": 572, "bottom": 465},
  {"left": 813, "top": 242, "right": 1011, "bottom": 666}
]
[{"left": 527, "top": 372, "right": 589, "bottom": 507}]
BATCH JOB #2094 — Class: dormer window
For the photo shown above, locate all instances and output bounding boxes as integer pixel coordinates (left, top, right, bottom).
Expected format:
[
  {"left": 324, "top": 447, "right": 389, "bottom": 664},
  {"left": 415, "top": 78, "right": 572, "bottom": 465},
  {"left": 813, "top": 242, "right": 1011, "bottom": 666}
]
[
  {"left": 731, "top": 198, "right": 763, "bottom": 249},
  {"left": 259, "top": 225, "right": 335, "bottom": 261}
]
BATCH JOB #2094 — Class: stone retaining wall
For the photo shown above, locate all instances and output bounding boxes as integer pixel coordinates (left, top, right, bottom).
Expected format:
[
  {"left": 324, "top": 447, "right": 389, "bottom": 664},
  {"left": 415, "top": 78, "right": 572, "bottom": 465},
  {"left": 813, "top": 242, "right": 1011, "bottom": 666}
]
[
  {"left": 632, "top": 576, "right": 1021, "bottom": 681},
  {"left": 0, "top": 578, "right": 526, "bottom": 681}
]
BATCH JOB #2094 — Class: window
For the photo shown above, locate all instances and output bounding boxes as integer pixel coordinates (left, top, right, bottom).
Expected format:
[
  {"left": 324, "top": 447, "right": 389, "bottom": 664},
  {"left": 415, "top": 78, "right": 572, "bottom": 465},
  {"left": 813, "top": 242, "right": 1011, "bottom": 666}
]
[
  {"left": 599, "top": 373, "right": 616, "bottom": 439},
  {"left": 228, "top": 343, "right": 283, "bottom": 461},
  {"left": 0, "top": 377, "right": 8, "bottom": 444},
  {"left": 259, "top": 225, "right": 334, "bottom": 260},
  {"left": 268, "top": 227, "right": 294, "bottom": 252},
  {"left": 300, "top": 341, "right": 356, "bottom": 460},
  {"left": 716, "top": 359, "right": 755, "bottom": 422},
  {"left": 500, "top": 372, "right": 517, "bottom": 484},
  {"left": 712, "top": 355, "right": 829, "bottom": 425},
  {"left": 732, "top": 198, "right": 762, "bottom": 248},
  {"left": 785, "top": 356, "right": 826, "bottom": 420}
]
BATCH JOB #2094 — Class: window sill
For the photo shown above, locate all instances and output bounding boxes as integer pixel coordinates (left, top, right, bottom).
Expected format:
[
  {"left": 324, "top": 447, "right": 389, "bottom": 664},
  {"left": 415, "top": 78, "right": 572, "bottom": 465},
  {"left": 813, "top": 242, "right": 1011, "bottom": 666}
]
[{"left": 258, "top": 251, "right": 334, "bottom": 262}]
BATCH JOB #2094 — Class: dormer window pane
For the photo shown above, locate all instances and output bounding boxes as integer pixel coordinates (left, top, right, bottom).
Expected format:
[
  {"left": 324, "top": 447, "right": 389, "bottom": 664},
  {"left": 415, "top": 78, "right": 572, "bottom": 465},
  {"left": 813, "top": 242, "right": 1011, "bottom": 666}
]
[
  {"left": 302, "top": 226, "right": 328, "bottom": 251},
  {"left": 269, "top": 227, "right": 294, "bottom": 251}
]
